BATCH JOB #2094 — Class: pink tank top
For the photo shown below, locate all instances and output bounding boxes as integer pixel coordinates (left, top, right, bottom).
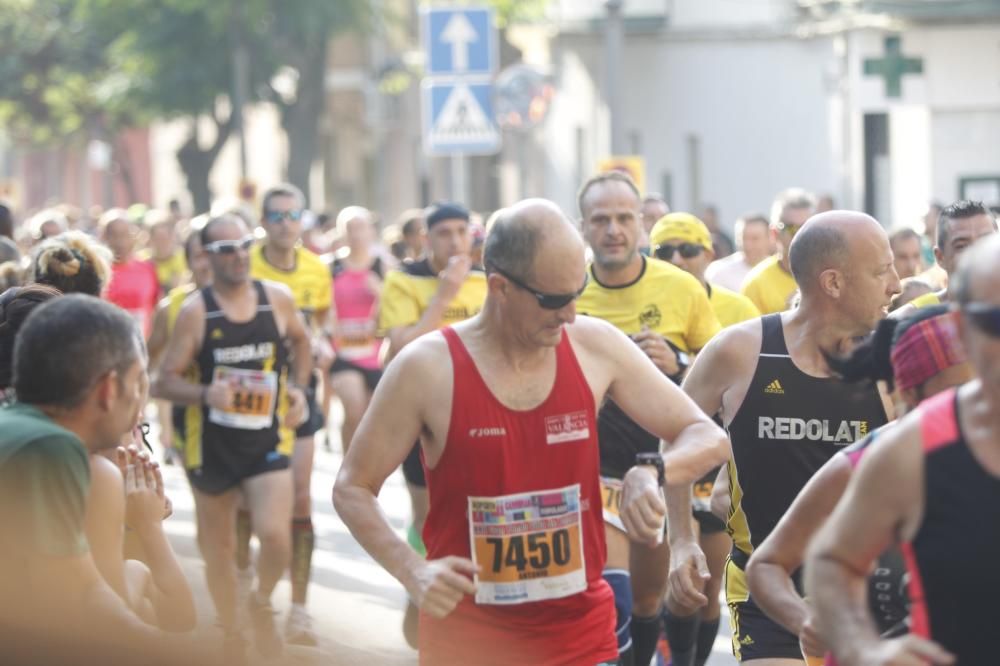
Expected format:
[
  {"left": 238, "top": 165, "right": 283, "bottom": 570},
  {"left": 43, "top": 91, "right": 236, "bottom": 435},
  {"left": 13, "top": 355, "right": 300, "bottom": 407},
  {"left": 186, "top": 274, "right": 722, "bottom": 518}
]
[
  {"left": 105, "top": 259, "right": 160, "bottom": 337},
  {"left": 331, "top": 266, "right": 380, "bottom": 369},
  {"left": 419, "top": 327, "right": 616, "bottom": 665}
]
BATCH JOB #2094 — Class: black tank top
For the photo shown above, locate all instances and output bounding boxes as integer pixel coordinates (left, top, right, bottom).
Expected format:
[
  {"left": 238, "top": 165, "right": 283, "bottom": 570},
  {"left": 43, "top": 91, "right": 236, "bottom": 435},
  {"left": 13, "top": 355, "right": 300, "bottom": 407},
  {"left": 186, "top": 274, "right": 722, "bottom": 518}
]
[
  {"left": 195, "top": 281, "right": 289, "bottom": 452},
  {"left": 727, "top": 314, "right": 887, "bottom": 559},
  {"left": 905, "top": 388, "right": 1000, "bottom": 664}
]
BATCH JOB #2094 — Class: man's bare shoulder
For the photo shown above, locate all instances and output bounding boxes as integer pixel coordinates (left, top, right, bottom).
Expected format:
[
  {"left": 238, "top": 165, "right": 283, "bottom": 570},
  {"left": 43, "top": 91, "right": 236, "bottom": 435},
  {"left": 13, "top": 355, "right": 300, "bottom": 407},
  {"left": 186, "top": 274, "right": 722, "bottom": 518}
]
[
  {"left": 261, "top": 279, "right": 295, "bottom": 305},
  {"left": 385, "top": 330, "right": 452, "bottom": 382},
  {"left": 565, "top": 314, "right": 629, "bottom": 350},
  {"left": 176, "top": 289, "right": 206, "bottom": 322},
  {"left": 699, "top": 316, "right": 763, "bottom": 366}
]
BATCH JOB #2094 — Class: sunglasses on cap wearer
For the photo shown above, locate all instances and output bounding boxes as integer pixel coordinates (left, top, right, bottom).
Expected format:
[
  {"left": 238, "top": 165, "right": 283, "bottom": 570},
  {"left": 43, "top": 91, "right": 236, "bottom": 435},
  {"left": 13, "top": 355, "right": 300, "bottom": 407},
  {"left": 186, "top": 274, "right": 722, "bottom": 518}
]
[
  {"left": 493, "top": 266, "right": 589, "bottom": 310},
  {"left": 205, "top": 235, "right": 255, "bottom": 255},
  {"left": 775, "top": 219, "right": 803, "bottom": 236},
  {"left": 654, "top": 242, "right": 703, "bottom": 262},
  {"left": 264, "top": 209, "right": 304, "bottom": 225},
  {"left": 962, "top": 302, "right": 1000, "bottom": 337}
]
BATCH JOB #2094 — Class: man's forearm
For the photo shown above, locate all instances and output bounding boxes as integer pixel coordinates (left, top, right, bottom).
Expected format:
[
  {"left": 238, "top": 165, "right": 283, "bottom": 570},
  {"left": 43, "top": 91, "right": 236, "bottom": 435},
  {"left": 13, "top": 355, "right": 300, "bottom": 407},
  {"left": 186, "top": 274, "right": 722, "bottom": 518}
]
[
  {"left": 746, "top": 560, "right": 809, "bottom": 636},
  {"left": 804, "top": 555, "right": 881, "bottom": 665},
  {"left": 290, "top": 336, "right": 313, "bottom": 387},
  {"left": 152, "top": 374, "right": 203, "bottom": 405},
  {"left": 333, "top": 482, "right": 425, "bottom": 590},
  {"left": 664, "top": 478, "right": 696, "bottom": 545},
  {"left": 662, "top": 422, "right": 730, "bottom": 486},
  {"left": 135, "top": 526, "right": 196, "bottom": 632}
]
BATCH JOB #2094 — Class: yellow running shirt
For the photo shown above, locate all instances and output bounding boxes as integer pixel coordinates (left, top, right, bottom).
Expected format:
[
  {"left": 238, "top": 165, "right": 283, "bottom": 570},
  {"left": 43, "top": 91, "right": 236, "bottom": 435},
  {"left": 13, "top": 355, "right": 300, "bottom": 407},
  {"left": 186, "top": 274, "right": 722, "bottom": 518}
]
[
  {"left": 577, "top": 256, "right": 720, "bottom": 353},
  {"left": 909, "top": 291, "right": 943, "bottom": 309},
  {"left": 740, "top": 255, "right": 798, "bottom": 315},
  {"left": 250, "top": 244, "right": 332, "bottom": 326},
  {"left": 139, "top": 249, "right": 188, "bottom": 293},
  {"left": 378, "top": 258, "right": 487, "bottom": 335},
  {"left": 709, "top": 283, "right": 761, "bottom": 329}
]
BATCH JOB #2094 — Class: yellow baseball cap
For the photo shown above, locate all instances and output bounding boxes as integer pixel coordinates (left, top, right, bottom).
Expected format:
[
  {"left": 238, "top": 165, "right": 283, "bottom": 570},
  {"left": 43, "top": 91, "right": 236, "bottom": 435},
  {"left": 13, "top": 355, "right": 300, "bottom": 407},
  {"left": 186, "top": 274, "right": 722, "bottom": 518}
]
[{"left": 649, "top": 212, "right": 713, "bottom": 251}]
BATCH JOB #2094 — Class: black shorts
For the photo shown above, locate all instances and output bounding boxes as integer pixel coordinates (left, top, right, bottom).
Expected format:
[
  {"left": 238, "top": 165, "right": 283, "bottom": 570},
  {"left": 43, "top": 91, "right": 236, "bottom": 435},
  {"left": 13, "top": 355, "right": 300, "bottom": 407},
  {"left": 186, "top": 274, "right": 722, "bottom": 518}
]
[
  {"left": 187, "top": 447, "right": 290, "bottom": 496},
  {"left": 597, "top": 399, "right": 659, "bottom": 479},
  {"left": 693, "top": 465, "right": 726, "bottom": 534},
  {"left": 402, "top": 441, "right": 425, "bottom": 487},
  {"left": 330, "top": 356, "right": 382, "bottom": 392},
  {"left": 725, "top": 552, "right": 804, "bottom": 661},
  {"left": 294, "top": 388, "right": 324, "bottom": 438}
]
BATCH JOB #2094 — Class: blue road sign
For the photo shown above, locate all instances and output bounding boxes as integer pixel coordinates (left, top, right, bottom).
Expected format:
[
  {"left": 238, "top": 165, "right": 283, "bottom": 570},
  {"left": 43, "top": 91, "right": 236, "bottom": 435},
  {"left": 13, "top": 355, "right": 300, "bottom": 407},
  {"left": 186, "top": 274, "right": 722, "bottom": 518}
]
[
  {"left": 423, "top": 7, "right": 497, "bottom": 78},
  {"left": 422, "top": 80, "right": 501, "bottom": 155}
]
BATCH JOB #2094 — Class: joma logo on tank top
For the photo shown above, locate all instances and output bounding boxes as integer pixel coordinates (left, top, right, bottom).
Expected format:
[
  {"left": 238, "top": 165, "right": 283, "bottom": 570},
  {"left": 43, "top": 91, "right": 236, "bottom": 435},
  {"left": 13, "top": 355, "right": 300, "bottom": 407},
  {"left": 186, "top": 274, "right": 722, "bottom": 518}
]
[
  {"left": 213, "top": 342, "right": 275, "bottom": 364},
  {"left": 758, "top": 416, "right": 868, "bottom": 443}
]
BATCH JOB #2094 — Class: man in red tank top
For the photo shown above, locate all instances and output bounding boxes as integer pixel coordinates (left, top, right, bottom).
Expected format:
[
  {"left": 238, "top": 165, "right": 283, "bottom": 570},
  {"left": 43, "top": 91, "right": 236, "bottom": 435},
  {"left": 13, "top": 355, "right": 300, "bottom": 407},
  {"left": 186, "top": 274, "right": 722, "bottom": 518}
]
[
  {"left": 806, "top": 233, "right": 1000, "bottom": 666},
  {"left": 334, "top": 199, "right": 730, "bottom": 665}
]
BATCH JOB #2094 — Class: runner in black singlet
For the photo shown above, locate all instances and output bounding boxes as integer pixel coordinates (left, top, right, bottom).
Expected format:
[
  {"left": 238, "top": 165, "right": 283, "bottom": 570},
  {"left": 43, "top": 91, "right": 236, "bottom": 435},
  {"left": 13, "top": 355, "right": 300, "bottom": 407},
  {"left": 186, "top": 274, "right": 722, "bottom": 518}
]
[
  {"left": 808, "top": 234, "right": 1000, "bottom": 666},
  {"left": 746, "top": 305, "right": 972, "bottom": 662},
  {"left": 677, "top": 211, "right": 900, "bottom": 664}
]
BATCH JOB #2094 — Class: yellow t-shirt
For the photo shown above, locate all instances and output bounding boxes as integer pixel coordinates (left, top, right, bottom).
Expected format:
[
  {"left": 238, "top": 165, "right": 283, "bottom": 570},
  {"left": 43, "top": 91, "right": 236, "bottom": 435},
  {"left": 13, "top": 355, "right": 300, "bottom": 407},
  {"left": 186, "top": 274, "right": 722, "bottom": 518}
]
[
  {"left": 250, "top": 244, "right": 332, "bottom": 326},
  {"left": 378, "top": 258, "right": 488, "bottom": 336},
  {"left": 709, "top": 283, "right": 761, "bottom": 329},
  {"left": 576, "top": 256, "right": 721, "bottom": 353},
  {"left": 139, "top": 249, "right": 188, "bottom": 292},
  {"left": 910, "top": 291, "right": 943, "bottom": 309},
  {"left": 165, "top": 284, "right": 197, "bottom": 332},
  {"left": 740, "top": 255, "right": 798, "bottom": 315}
]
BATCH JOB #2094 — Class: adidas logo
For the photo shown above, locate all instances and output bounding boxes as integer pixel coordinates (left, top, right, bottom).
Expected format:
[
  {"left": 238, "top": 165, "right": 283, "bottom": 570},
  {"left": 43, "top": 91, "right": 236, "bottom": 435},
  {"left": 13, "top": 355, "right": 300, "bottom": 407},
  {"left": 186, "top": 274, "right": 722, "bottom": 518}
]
[
  {"left": 764, "top": 379, "right": 784, "bottom": 394},
  {"left": 740, "top": 635, "right": 754, "bottom": 646},
  {"left": 211, "top": 329, "right": 224, "bottom": 340}
]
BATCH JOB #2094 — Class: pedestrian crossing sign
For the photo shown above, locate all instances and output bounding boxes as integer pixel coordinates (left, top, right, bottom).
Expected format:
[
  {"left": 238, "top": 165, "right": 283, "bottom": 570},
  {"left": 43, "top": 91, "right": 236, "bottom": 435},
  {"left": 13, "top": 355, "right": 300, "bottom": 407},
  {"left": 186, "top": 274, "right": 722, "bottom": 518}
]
[{"left": 422, "top": 80, "right": 501, "bottom": 156}]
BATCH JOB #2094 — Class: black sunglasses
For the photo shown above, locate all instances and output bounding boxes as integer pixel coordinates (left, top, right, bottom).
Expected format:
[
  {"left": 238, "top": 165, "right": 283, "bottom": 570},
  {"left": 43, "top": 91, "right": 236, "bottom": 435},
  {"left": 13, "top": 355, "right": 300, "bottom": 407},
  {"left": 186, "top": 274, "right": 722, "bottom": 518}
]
[
  {"left": 963, "top": 302, "right": 1000, "bottom": 337},
  {"left": 265, "top": 209, "right": 304, "bottom": 224},
  {"left": 205, "top": 235, "right": 254, "bottom": 255},
  {"left": 493, "top": 267, "right": 588, "bottom": 310},
  {"left": 654, "top": 243, "right": 703, "bottom": 261}
]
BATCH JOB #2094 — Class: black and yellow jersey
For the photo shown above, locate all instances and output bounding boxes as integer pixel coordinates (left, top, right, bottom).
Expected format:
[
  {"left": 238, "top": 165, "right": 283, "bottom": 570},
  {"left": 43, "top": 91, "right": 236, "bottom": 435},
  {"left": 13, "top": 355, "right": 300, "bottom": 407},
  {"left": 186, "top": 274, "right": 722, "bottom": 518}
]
[
  {"left": 577, "top": 256, "right": 721, "bottom": 353},
  {"left": 377, "top": 258, "right": 487, "bottom": 336},
  {"left": 250, "top": 244, "right": 331, "bottom": 326},
  {"left": 726, "top": 313, "right": 888, "bottom": 559},
  {"left": 182, "top": 281, "right": 294, "bottom": 471},
  {"left": 708, "top": 283, "right": 761, "bottom": 329},
  {"left": 740, "top": 255, "right": 797, "bottom": 315}
]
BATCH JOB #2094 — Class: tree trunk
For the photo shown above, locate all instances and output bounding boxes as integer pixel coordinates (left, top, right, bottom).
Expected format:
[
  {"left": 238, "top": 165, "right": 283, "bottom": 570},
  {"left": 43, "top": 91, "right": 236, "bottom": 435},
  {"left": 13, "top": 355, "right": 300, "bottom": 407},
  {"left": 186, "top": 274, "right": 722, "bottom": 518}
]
[
  {"left": 281, "top": 37, "right": 328, "bottom": 206},
  {"left": 113, "top": 135, "right": 139, "bottom": 204},
  {"left": 176, "top": 113, "right": 234, "bottom": 214}
]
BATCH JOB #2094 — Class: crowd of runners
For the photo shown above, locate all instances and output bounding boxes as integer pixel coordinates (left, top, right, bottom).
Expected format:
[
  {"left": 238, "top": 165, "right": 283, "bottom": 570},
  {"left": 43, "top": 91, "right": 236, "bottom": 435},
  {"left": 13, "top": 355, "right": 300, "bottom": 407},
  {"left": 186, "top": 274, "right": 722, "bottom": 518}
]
[{"left": 0, "top": 180, "right": 996, "bottom": 666}]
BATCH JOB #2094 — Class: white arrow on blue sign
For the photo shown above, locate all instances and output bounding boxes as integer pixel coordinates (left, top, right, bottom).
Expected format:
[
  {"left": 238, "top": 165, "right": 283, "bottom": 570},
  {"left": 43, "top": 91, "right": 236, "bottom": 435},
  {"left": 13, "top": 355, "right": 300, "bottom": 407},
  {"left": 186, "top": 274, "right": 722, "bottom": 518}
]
[
  {"left": 423, "top": 7, "right": 497, "bottom": 78},
  {"left": 422, "top": 80, "right": 501, "bottom": 155}
]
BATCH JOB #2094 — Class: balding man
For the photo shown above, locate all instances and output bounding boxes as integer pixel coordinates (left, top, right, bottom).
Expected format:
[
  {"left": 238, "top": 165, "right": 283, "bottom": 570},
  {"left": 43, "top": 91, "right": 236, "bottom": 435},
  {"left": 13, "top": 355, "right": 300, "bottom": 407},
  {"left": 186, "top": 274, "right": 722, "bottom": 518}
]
[
  {"left": 676, "top": 211, "right": 898, "bottom": 664},
  {"left": 806, "top": 234, "right": 1000, "bottom": 666},
  {"left": 893, "top": 200, "right": 997, "bottom": 317},
  {"left": 333, "top": 199, "right": 729, "bottom": 665}
]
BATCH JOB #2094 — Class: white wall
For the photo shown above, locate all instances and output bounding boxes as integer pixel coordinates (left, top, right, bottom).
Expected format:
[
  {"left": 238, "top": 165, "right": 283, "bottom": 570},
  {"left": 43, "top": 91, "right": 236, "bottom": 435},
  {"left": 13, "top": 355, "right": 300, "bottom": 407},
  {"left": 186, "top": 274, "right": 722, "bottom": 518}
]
[
  {"left": 545, "top": 31, "right": 838, "bottom": 228},
  {"left": 932, "top": 110, "right": 1000, "bottom": 205}
]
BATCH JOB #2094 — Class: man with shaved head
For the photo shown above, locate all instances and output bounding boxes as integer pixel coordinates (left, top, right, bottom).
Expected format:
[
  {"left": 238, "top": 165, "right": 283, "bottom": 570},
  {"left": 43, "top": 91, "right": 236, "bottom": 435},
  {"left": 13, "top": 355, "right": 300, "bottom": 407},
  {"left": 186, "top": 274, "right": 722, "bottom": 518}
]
[
  {"left": 333, "top": 198, "right": 729, "bottom": 665},
  {"left": 676, "top": 211, "right": 899, "bottom": 664},
  {"left": 807, "top": 234, "right": 1000, "bottom": 665}
]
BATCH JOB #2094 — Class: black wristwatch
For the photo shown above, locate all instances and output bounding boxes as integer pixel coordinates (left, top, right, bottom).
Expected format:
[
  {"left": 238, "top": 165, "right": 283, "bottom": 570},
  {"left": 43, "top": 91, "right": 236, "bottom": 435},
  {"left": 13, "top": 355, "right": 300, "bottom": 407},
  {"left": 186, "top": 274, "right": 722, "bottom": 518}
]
[{"left": 635, "top": 453, "right": 665, "bottom": 487}]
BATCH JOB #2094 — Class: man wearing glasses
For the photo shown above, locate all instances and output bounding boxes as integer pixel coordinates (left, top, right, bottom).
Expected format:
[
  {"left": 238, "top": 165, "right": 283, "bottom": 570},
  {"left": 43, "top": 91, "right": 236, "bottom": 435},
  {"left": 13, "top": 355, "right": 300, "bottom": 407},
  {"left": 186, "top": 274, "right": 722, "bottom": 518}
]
[
  {"left": 806, "top": 233, "right": 1000, "bottom": 666},
  {"left": 248, "top": 183, "right": 333, "bottom": 647},
  {"left": 154, "top": 213, "right": 312, "bottom": 661},
  {"left": 334, "top": 198, "right": 729, "bottom": 665},
  {"left": 648, "top": 212, "right": 759, "bottom": 666},
  {"left": 741, "top": 189, "right": 816, "bottom": 315},
  {"left": 575, "top": 172, "right": 721, "bottom": 666},
  {"left": 376, "top": 201, "right": 488, "bottom": 645}
]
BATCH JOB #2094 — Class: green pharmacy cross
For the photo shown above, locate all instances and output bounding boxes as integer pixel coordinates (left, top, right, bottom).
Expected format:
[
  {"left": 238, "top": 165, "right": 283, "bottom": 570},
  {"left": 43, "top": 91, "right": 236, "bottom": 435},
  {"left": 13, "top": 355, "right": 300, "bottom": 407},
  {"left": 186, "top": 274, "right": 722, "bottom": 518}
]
[{"left": 864, "top": 36, "right": 923, "bottom": 99}]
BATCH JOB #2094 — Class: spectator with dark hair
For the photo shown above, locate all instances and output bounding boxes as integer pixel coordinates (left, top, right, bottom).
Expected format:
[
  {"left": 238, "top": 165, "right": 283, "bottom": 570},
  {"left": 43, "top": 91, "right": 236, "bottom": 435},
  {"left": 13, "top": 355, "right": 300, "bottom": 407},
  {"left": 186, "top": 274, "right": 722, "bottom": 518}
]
[
  {"left": 0, "top": 284, "right": 62, "bottom": 395},
  {"left": 894, "top": 199, "right": 997, "bottom": 317},
  {"left": 399, "top": 208, "right": 427, "bottom": 261},
  {"left": 0, "top": 295, "right": 190, "bottom": 662}
]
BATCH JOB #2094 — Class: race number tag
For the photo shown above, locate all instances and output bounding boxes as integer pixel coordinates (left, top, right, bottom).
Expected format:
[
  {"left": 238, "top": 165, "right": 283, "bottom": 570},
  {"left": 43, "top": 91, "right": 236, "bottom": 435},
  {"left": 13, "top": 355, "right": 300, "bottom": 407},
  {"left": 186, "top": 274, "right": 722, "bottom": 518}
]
[
  {"left": 208, "top": 366, "right": 278, "bottom": 430},
  {"left": 468, "top": 484, "right": 587, "bottom": 605},
  {"left": 335, "top": 320, "right": 377, "bottom": 360},
  {"left": 599, "top": 477, "right": 625, "bottom": 532}
]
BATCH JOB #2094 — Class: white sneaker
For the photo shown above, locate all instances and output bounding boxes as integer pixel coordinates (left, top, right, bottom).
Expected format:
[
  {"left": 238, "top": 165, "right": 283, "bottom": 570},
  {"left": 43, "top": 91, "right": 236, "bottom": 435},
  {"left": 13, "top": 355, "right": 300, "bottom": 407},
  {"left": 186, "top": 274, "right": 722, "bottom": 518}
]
[{"left": 286, "top": 604, "right": 318, "bottom": 647}]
